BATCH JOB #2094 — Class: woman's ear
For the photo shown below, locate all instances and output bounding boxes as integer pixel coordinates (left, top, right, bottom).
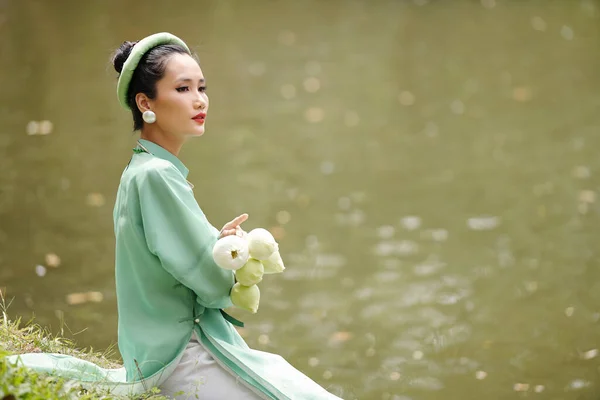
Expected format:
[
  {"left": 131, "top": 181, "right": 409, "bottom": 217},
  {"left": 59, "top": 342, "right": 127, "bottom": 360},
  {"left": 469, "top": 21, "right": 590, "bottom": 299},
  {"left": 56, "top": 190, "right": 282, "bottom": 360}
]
[{"left": 135, "top": 93, "right": 152, "bottom": 113}]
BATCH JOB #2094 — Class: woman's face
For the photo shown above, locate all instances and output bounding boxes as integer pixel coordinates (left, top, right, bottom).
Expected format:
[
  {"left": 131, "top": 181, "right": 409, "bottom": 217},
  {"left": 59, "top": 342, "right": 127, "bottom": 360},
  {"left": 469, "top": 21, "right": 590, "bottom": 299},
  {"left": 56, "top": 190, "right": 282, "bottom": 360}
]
[{"left": 149, "top": 53, "right": 209, "bottom": 138}]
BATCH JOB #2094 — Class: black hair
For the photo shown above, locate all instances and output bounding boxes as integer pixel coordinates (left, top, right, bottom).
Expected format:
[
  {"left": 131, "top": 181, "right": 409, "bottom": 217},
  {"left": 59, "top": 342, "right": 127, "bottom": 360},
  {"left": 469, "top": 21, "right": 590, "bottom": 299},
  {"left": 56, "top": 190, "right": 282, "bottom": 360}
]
[{"left": 111, "top": 40, "right": 197, "bottom": 130}]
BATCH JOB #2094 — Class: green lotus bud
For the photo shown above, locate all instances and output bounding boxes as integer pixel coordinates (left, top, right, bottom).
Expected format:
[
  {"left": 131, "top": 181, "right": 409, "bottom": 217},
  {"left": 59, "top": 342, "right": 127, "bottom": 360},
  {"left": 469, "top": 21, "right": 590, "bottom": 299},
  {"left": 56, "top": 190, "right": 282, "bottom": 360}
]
[
  {"left": 212, "top": 235, "right": 249, "bottom": 270},
  {"left": 231, "top": 282, "right": 260, "bottom": 313},
  {"left": 235, "top": 258, "right": 264, "bottom": 286},
  {"left": 262, "top": 250, "right": 285, "bottom": 274},
  {"left": 247, "top": 228, "right": 278, "bottom": 260}
]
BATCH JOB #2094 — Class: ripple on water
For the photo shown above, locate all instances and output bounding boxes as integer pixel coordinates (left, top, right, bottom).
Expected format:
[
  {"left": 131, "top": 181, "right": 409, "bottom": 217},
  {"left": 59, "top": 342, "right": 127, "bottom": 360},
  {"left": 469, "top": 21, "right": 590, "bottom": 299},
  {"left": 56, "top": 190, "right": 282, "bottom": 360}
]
[
  {"left": 389, "top": 338, "right": 422, "bottom": 353},
  {"left": 374, "top": 270, "right": 401, "bottom": 283},
  {"left": 282, "top": 266, "right": 338, "bottom": 280},
  {"left": 440, "top": 274, "right": 471, "bottom": 288},
  {"left": 567, "top": 379, "right": 591, "bottom": 390},
  {"left": 360, "top": 302, "right": 393, "bottom": 321},
  {"left": 381, "top": 258, "right": 402, "bottom": 269},
  {"left": 423, "top": 323, "right": 472, "bottom": 349},
  {"left": 335, "top": 209, "right": 366, "bottom": 226},
  {"left": 315, "top": 253, "right": 346, "bottom": 268},
  {"left": 467, "top": 216, "right": 500, "bottom": 231},
  {"left": 436, "top": 292, "right": 464, "bottom": 305},
  {"left": 354, "top": 286, "right": 375, "bottom": 300},
  {"left": 282, "top": 252, "right": 343, "bottom": 280},
  {"left": 420, "top": 228, "right": 449, "bottom": 242},
  {"left": 382, "top": 356, "right": 408, "bottom": 369},
  {"left": 580, "top": 348, "right": 598, "bottom": 360},
  {"left": 444, "top": 357, "right": 480, "bottom": 374},
  {"left": 377, "top": 225, "right": 396, "bottom": 239},
  {"left": 374, "top": 240, "right": 419, "bottom": 257},
  {"left": 400, "top": 216, "right": 422, "bottom": 231},
  {"left": 397, "top": 282, "right": 443, "bottom": 307},
  {"left": 407, "top": 376, "right": 444, "bottom": 390},
  {"left": 297, "top": 291, "right": 341, "bottom": 309},
  {"left": 413, "top": 260, "right": 446, "bottom": 276}
]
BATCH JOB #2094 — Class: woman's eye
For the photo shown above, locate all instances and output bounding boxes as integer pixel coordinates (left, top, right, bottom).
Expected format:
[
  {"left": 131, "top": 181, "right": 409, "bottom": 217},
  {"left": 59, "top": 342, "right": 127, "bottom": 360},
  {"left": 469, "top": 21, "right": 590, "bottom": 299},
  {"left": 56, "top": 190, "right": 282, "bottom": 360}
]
[
  {"left": 176, "top": 86, "right": 189, "bottom": 92},
  {"left": 199, "top": 86, "right": 207, "bottom": 92}
]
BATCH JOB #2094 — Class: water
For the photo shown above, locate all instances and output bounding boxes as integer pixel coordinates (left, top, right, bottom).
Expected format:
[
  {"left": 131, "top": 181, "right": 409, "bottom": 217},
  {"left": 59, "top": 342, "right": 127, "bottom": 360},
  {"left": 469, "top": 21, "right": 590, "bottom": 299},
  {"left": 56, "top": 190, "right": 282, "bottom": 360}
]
[{"left": 1, "top": 0, "right": 600, "bottom": 398}]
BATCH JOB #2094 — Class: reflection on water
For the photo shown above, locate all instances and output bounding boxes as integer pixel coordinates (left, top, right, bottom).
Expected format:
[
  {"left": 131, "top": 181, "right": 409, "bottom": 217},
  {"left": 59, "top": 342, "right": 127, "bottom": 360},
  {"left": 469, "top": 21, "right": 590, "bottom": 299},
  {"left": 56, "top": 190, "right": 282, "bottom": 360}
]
[{"left": 1, "top": 0, "right": 600, "bottom": 398}]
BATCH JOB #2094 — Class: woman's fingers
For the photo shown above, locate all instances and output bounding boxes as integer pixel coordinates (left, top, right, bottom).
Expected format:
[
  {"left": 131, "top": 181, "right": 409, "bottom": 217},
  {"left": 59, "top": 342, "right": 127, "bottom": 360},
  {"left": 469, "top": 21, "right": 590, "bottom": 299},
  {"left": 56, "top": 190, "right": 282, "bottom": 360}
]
[
  {"left": 225, "top": 213, "right": 248, "bottom": 229},
  {"left": 219, "top": 228, "right": 236, "bottom": 238},
  {"left": 219, "top": 214, "right": 249, "bottom": 238}
]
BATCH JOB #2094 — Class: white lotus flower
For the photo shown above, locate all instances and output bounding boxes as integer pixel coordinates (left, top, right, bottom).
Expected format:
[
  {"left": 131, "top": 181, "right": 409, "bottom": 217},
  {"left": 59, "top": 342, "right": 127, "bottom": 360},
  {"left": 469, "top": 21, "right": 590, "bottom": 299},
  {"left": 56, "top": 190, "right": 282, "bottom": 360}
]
[
  {"left": 262, "top": 250, "right": 285, "bottom": 274},
  {"left": 212, "top": 235, "right": 250, "bottom": 270},
  {"left": 235, "top": 258, "right": 264, "bottom": 286},
  {"left": 231, "top": 282, "right": 260, "bottom": 313},
  {"left": 247, "top": 228, "right": 278, "bottom": 260}
]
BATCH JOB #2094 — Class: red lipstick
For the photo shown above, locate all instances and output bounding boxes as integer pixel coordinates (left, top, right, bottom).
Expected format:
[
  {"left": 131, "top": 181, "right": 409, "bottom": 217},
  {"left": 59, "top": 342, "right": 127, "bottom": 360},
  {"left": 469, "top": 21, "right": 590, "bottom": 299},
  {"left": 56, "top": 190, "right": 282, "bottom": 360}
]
[{"left": 192, "top": 112, "right": 206, "bottom": 124}]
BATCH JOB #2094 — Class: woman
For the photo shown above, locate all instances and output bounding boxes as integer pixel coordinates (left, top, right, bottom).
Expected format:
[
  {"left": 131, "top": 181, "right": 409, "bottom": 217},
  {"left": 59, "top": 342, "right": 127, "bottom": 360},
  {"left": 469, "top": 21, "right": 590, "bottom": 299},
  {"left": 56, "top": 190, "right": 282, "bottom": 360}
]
[{"left": 111, "top": 32, "right": 342, "bottom": 400}]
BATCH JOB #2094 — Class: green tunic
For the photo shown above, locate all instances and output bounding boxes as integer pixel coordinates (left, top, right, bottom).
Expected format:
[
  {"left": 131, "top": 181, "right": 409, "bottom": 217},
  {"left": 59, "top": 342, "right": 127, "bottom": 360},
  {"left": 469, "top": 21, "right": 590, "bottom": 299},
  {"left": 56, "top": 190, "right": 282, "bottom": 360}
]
[
  {"left": 113, "top": 139, "right": 342, "bottom": 399},
  {"left": 113, "top": 139, "right": 236, "bottom": 381}
]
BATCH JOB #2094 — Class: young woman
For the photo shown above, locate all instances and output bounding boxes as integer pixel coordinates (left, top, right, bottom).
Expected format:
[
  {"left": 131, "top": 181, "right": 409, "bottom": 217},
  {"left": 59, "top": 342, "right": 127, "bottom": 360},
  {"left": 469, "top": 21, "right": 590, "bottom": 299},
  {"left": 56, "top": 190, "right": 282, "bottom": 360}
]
[{"left": 110, "top": 32, "right": 342, "bottom": 400}]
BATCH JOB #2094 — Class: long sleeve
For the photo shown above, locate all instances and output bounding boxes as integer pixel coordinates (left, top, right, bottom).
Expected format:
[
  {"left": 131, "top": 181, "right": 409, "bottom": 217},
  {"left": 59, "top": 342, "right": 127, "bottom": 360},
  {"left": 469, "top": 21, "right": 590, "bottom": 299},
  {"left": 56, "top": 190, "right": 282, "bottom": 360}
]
[{"left": 137, "top": 162, "right": 234, "bottom": 309}]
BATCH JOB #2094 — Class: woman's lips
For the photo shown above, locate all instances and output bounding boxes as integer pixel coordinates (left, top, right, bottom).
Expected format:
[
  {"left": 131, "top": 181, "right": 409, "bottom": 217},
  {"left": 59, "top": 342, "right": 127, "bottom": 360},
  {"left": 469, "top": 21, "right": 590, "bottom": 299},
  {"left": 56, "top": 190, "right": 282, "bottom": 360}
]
[{"left": 192, "top": 113, "right": 206, "bottom": 124}]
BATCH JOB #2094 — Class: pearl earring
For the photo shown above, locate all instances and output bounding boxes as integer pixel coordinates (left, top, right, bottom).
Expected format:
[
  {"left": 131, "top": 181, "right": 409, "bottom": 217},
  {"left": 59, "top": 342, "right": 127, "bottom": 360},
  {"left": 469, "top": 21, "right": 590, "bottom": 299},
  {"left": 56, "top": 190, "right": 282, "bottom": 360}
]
[{"left": 142, "top": 110, "right": 156, "bottom": 124}]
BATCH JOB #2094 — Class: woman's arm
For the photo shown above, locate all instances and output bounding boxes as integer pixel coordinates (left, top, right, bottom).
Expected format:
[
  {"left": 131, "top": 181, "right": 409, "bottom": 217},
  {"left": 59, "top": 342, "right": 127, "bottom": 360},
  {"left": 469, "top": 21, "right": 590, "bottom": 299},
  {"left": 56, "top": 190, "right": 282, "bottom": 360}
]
[{"left": 138, "top": 162, "right": 235, "bottom": 309}]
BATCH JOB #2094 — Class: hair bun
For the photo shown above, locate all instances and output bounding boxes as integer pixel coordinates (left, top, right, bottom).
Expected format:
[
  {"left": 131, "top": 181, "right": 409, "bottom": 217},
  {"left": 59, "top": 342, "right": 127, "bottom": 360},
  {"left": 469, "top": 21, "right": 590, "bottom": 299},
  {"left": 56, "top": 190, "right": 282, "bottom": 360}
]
[{"left": 112, "top": 41, "right": 138, "bottom": 74}]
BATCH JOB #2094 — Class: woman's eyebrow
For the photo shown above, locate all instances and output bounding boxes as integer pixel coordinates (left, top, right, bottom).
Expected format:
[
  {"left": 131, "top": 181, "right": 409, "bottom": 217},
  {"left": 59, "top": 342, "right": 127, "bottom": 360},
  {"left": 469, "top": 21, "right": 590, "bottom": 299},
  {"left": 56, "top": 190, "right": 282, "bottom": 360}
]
[{"left": 175, "top": 77, "right": 205, "bottom": 83}]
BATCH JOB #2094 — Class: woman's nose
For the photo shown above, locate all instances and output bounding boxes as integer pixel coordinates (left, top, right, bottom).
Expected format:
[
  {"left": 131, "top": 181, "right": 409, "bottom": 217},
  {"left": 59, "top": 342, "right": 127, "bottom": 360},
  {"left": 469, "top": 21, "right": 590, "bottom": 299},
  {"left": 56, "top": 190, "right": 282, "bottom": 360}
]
[{"left": 194, "top": 97, "right": 207, "bottom": 110}]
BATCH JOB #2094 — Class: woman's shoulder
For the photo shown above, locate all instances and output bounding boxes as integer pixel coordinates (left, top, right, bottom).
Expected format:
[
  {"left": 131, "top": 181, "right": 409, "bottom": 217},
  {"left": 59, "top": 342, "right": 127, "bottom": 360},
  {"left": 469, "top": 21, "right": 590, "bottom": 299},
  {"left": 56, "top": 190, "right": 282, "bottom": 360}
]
[
  {"left": 137, "top": 155, "right": 177, "bottom": 173},
  {"left": 121, "top": 153, "right": 178, "bottom": 183},
  {"left": 129, "top": 155, "right": 186, "bottom": 186}
]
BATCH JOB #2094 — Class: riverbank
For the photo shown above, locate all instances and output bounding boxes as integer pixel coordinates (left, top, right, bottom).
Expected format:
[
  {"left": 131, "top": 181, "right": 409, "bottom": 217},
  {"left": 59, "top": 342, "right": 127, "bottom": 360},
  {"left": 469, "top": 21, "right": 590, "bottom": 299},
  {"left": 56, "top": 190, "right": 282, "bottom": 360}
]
[{"left": 0, "top": 314, "right": 168, "bottom": 399}]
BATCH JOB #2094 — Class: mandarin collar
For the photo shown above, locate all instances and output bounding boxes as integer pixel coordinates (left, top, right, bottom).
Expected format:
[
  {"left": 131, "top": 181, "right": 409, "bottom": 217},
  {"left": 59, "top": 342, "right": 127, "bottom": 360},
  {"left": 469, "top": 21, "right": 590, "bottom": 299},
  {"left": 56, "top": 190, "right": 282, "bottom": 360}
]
[{"left": 137, "top": 139, "right": 189, "bottom": 179}]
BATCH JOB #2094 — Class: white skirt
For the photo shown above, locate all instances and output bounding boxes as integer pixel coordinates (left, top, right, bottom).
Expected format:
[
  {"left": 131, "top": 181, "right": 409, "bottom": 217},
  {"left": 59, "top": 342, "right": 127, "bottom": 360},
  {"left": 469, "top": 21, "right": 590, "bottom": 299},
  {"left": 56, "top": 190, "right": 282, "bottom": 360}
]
[{"left": 159, "top": 331, "right": 263, "bottom": 400}]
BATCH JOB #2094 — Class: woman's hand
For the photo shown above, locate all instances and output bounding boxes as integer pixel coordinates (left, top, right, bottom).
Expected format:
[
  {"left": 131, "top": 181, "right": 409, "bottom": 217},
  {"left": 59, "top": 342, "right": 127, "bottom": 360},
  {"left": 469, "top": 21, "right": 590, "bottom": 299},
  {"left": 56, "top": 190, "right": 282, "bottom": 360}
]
[{"left": 218, "top": 213, "right": 249, "bottom": 239}]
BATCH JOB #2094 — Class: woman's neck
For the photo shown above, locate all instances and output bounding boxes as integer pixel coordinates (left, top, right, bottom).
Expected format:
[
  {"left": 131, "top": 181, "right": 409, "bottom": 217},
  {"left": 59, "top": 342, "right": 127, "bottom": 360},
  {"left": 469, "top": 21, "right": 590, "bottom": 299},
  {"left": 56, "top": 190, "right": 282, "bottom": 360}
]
[{"left": 139, "top": 127, "right": 184, "bottom": 157}]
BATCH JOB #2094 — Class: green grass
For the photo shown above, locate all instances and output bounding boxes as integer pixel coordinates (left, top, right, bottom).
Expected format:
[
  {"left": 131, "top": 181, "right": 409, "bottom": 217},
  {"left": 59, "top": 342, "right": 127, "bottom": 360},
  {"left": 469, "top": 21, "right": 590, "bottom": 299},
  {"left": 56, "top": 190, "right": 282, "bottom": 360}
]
[{"left": 0, "top": 295, "right": 169, "bottom": 400}]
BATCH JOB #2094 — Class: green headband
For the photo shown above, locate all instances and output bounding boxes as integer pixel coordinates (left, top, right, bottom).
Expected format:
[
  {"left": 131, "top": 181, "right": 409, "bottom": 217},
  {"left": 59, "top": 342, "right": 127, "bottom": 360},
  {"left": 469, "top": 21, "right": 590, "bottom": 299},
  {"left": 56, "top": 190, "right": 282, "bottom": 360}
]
[{"left": 116, "top": 32, "right": 190, "bottom": 110}]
